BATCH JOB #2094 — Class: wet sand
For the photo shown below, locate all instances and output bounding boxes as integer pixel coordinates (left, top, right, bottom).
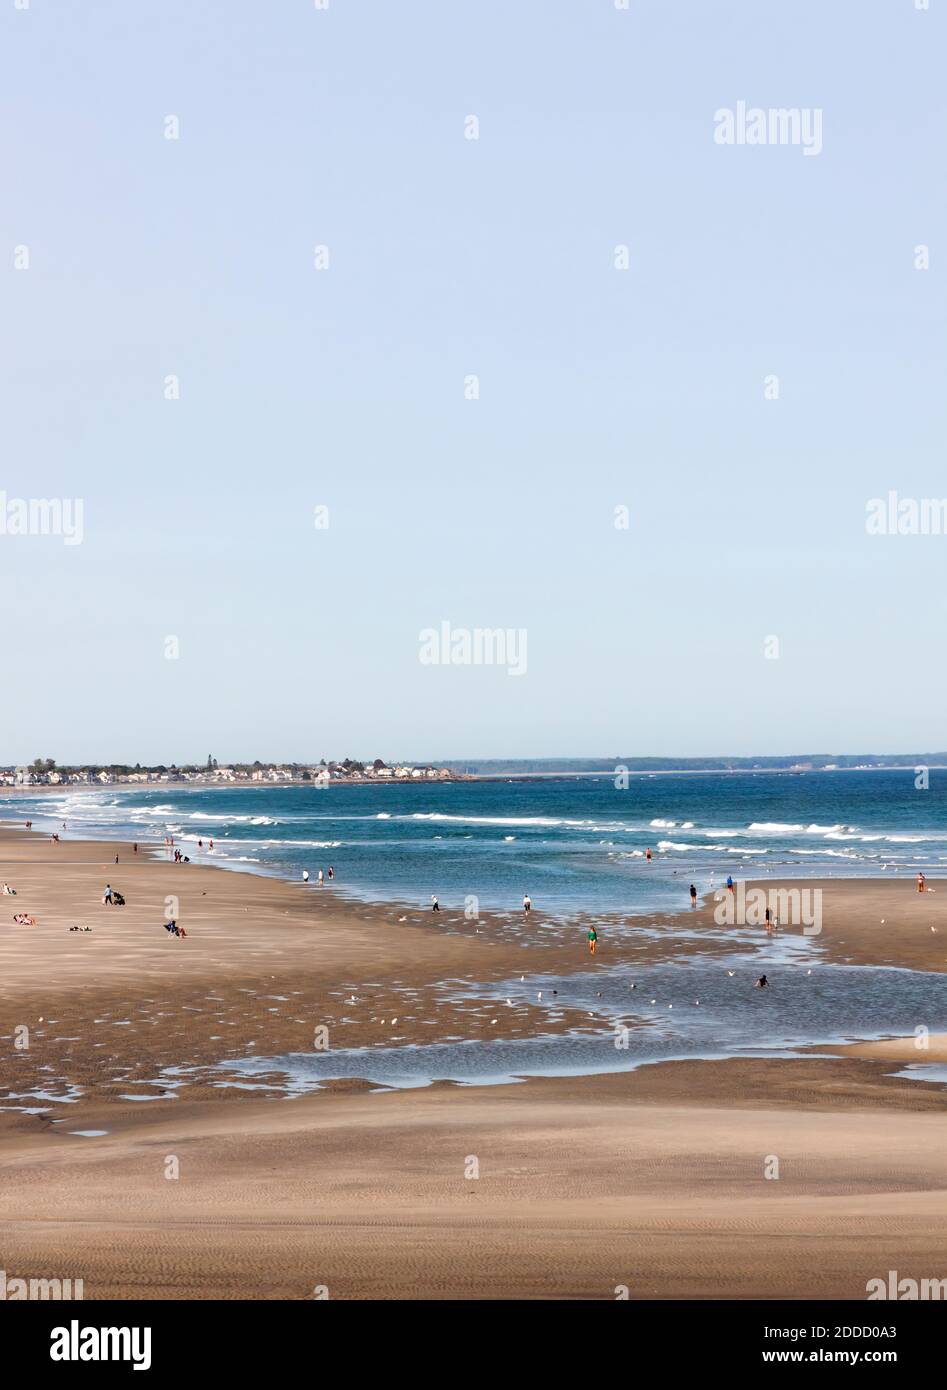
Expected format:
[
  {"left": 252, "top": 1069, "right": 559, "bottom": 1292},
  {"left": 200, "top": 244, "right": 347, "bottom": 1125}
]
[{"left": 2, "top": 825, "right": 946, "bottom": 1298}]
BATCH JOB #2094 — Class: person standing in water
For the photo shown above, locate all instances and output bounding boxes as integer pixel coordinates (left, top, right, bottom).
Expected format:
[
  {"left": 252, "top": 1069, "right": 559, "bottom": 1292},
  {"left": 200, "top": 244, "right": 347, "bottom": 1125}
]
[
  {"left": 588, "top": 925, "right": 598, "bottom": 955},
  {"left": 303, "top": 870, "right": 310, "bottom": 883},
  {"left": 689, "top": 883, "right": 697, "bottom": 908},
  {"left": 645, "top": 847, "right": 653, "bottom": 864},
  {"left": 317, "top": 869, "right": 324, "bottom": 886},
  {"left": 327, "top": 866, "right": 334, "bottom": 880},
  {"left": 523, "top": 893, "right": 531, "bottom": 915}
]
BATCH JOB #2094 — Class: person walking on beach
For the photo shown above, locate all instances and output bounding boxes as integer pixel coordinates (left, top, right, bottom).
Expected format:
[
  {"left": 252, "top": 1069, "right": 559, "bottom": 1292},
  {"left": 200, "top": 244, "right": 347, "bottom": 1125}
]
[
  {"left": 431, "top": 895, "right": 440, "bottom": 912},
  {"left": 103, "top": 884, "right": 113, "bottom": 905},
  {"left": 523, "top": 893, "right": 531, "bottom": 915},
  {"left": 588, "top": 925, "right": 598, "bottom": 955},
  {"left": 917, "top": 872, "right": 926, "bottom": 893},
  {"left": 133, "top": 843, "right": 138, "bottom": 854},
  {"left": 689, "top": 883, "right": 697, "bottom": 908},
  {"left": 726, "top": 874, "right": 734, "bottom": 895}
]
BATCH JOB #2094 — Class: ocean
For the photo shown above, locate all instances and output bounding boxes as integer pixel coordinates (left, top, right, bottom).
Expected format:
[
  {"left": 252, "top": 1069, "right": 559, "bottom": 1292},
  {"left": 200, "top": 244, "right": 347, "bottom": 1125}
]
[{"left": 3, "top": 768, "right": 945, "bottom": 918}]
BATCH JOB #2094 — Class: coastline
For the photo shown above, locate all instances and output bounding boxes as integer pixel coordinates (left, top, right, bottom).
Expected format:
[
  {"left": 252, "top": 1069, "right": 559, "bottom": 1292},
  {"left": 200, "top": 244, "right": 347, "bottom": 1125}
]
[{"left": 2, "top": 823, "right": 946, "bottom": 1299}]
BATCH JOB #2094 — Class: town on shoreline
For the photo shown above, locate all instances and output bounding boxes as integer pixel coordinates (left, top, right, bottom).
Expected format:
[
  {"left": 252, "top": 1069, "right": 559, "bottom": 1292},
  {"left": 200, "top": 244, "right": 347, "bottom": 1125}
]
[{"left": 0, "top": 757, "right": 462, "bottom": 788}]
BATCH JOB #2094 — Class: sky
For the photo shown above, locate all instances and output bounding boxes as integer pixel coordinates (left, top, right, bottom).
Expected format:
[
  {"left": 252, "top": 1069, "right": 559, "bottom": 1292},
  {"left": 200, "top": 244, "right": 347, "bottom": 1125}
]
[{"left": 1, "top": 0, "right": 945, "bottom": 765}]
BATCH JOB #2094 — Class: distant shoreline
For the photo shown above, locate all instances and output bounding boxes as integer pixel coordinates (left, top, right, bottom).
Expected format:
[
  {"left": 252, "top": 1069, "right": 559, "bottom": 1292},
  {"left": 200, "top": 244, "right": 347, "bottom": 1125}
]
[{"left": 1, "top": 762, "right": 943, "bottom": 793}]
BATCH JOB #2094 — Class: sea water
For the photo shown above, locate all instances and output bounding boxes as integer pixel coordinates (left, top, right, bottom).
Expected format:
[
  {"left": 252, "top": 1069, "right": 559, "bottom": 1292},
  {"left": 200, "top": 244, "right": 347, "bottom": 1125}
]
[{"left": 3, "top": 768, "right": 946, "bottom": 917}]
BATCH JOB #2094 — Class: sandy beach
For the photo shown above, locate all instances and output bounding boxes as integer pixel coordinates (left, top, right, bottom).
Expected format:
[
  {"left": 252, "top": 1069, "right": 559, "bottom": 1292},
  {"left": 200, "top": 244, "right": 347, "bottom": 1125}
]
[{"left": 2, "top": 824, "right": 946, "bottom": 1299}]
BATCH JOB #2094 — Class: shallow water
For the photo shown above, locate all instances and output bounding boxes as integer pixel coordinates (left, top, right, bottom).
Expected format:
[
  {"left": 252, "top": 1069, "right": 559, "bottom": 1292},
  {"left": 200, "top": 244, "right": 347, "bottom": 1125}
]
[{"left": 204, "top": 957, "right": 947, "bottom": 1093}]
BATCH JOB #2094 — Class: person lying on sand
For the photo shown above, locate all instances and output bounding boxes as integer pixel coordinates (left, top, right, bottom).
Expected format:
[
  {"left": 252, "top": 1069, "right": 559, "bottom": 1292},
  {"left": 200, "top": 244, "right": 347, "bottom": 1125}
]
[
  {"left": 13, "top": 913, "right": 35, "bottom": 925},
  {"left": 163, "top": 919, "right": 188, "bottom": 938},
  {"left": 69, "top": 925, "right": 92, "bottom": 932},
  {"left": 1, "top": 883, "right": 16, "bottom": 895}
]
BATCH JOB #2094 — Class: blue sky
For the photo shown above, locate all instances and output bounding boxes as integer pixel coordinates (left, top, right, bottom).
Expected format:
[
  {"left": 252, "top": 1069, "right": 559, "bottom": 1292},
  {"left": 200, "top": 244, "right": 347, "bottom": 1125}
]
[{"left": 1, "top": 1, "right": 945, "bottom": 763}]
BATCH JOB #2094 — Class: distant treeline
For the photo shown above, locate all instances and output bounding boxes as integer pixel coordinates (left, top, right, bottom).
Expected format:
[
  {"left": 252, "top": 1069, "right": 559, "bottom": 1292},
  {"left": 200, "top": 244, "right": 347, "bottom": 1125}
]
[{"left": 445, "top": 754, "right": 947, "bottom": 775}]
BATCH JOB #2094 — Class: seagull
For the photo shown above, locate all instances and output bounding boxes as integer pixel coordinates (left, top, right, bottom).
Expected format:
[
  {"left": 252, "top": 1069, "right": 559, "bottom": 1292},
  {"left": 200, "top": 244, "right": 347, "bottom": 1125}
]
[
  {"left": 391, "top": 1018, "right": 398, "bottom": 1025},
  {"left": 727, "top": 971, "right": 735, "bottom": 977},
  {"left": 806, "top": 969, "right": 812, "bottom": 975},
  {"left": 629, "top": 983, "right": 636, "bottom": 990},
  {"left": 520, "top": 975, "right": 525, "bottom": 982},
  {"left": 695, "top": 1000, "right": 700, "bottom": 1005},
  {"left": 491, "top": 1018, "right": 497, "bottom": 1024},
  {"left": 932, "top": 926, "right": 938, "bottom": 934},
  {"left": 650, "top": 999, "right": 656, "bottom": 1004},
  {"left": 506, "top": 998, "right": 513, "bottom": 1006}
]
